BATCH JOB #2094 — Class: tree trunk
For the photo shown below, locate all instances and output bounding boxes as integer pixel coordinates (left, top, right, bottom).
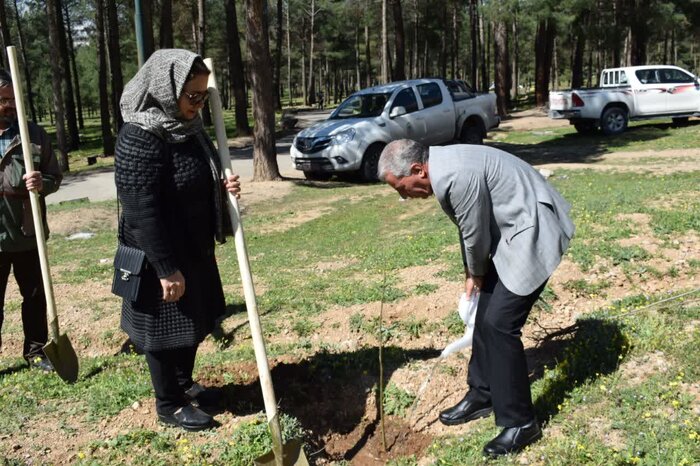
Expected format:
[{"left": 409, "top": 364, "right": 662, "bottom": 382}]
[
  {"left": 245, "top": 0, "right": 280, "bottom": 180},
  {"left": 13, "top": 0, "right": 36, "bottom": 122},
  {"left": 95, "top": 0, "right": 114, "bottom": 156},
  {"left": 46, "top": 0, "right": 68, "bottom": 170},
  {"left": 412, "top": 0, "right": 418, "bottom": 78},
  {"left": 479, "top": 5, "right": 487, "bottom": 93},
  {"left": 493, "top": 19, "right": 508, "bottom": 117},
  {"left": 629, "top": 1, "right": 647, "bottom": 65},
  {"left": 440, "top": 3, "right": 447, "bottom": 78},
  {"left": 451, "top": 1, "right": 459, "bottom": 78},
  {"left": 159, "top": 0, "right": 173, "bottom": 48},
  {"left": 225, "top": 0, "right": 251, "bottom": 136},
  {"left": 0, "top": 1, "right": 12, "bottom": 68},
  {"left": 364, "top": 15, "right": 372, "bottom": 86},
  {"left": 106, "top": 0, "right": 124, "bottom": 130},
  {"left": 534, "top": 19, "right": 555, "bottom": 107},
  {"left": 307, "top": 0, "right": 316, "bottom": 104},
  {"left": 469, "top": 0, "right": 478, "bottom": 90},
  {"left": 286, "top": 0, "right": 292, "bottom": 105},
  {"left": 511, "top": 18, "right": 518, "bottom": 99},
  {"left": 381, "top": 0, "right": 388, "bottom": 83},
  {"left": 142, "top": 0, "right": 155, "bottom": 61},
  {"left": 355, "top": 23, "right": 361, "bottom": 91},
  {"left": 391, "top": 0, "right": 405, "bottom": 81},
  {"left": 63, "top": 2, "right": 83, "bottom": 130},
  {"left": 273, "top": 0, "right": 283, "bottom": 109},
  {"left": 50, "top": 0, "right": 79, "bottom": 150},
  {"left": 196, "top": 0, "right": 212, "bottom": 126},
  {"left": 570, "top": 11, "right": 588, "bottom": 89}
]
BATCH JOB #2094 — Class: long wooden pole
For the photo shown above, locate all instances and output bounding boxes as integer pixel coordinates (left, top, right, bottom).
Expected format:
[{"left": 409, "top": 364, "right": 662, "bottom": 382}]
[
  {"left": 7, "top": 46, "right": 60, "bottom": 343},
  {"left": 204, "top": 58, "right": 284, "bottom": 466}
]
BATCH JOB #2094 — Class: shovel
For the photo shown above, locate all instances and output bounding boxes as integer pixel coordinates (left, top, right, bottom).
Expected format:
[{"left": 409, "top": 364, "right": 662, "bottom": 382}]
[
  {"left": 204, "top": 58, "right": 308, "bottom": 466},
  {"left": 6, "top": 46, "right": 79, "bottom": 383}
]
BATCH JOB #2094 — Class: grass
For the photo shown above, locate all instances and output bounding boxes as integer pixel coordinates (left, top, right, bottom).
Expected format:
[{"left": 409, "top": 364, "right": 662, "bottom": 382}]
[
  {"left": 432, "top": 293, "right": 700, "bottom": 465},
  {"left": 494, "top": 117, "right": 700, "bottom": 153}
]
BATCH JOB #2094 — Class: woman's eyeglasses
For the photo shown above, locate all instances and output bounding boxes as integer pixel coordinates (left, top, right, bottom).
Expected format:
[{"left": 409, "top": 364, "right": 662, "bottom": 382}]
[{"left": 183, "top": 91, "right": 208, "bottom": 106}]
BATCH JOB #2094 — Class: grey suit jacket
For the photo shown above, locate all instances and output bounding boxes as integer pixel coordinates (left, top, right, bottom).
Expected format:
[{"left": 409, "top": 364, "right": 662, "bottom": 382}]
[{"left": 429, "top": 145, "right": 575, "bottom": 296}]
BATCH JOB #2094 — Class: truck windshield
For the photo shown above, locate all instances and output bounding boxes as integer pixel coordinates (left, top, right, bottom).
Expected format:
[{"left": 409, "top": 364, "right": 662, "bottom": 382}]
[{"left": 330, "top": 93, "right": 392, "bottom": 119}]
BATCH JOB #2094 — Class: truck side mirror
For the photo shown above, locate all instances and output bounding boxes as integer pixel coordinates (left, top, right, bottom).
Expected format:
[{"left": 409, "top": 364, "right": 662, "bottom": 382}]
[{"left": 390, "top": 106, "right": 407, "bottom": 118}]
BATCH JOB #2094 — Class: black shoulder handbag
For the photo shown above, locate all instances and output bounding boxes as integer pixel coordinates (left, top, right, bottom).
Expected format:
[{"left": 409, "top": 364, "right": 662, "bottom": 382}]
[{"left": 112, "top": 243, "right": 147, "bottom": 301}]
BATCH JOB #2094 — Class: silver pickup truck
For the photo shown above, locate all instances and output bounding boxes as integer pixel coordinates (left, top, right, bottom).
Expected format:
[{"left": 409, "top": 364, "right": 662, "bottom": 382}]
[
  {"left": 549, "top": 65, "right": 700, "bottom": 135},
  {"left": 291, "top": 78, "right": 500, "bottom": 181}
]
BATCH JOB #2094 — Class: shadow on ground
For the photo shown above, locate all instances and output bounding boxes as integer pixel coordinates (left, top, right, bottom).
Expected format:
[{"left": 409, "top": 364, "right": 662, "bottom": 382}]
[
  {"left": 195, "top": 317, "right": 627, "bottom": 462},
  {"left": 492, "top": 119, "right": 699, "bottom": 165}
]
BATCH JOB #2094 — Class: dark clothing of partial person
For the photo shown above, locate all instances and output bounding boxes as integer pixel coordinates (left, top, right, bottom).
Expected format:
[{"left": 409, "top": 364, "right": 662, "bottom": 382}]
[
  {"left": 115, "top": 49, "right": 230, "bottom": 419},
  {"left": 429, "top": 145, "right": 574, "bottom": 427},
  {"left": 115, "top": 124, "right": 226, "bottom": 353},
  {"left": 0, "top": 121, "right": 61, "bottom": 361}
]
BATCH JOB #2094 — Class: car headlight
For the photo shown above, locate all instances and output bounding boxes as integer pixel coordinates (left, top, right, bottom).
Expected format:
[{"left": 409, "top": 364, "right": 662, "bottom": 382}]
[{"left": 331, "top": 128, "right": 355, "bottom": 144}]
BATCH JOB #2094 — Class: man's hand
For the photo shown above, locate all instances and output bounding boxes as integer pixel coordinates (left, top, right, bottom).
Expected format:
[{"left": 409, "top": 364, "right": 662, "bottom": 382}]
[
  {"left": 465, "top": 275, "right": 484, "bottom": 299},
  {"left": 160, "top": 270, "right": 186, "bottom": 303},
  {"left": 23, "top": 171, "right": 43, "bottom": 192}
]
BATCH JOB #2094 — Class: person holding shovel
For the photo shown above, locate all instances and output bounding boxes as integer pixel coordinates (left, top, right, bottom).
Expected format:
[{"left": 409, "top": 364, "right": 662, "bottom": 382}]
[
  {"left": 0, "top": 69, "right": 62, "bottom": 373},
  {"left": 115, "top": 50, "right": 240, "bottom": 431},
  {"left": 378, "top": 139, "right": 575, "bottom": 457}
]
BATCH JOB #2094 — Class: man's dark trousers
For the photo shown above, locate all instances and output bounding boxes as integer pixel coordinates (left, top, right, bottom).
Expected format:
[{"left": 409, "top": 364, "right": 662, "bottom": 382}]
[
  {"left": 0, "top": 249, "right": 48, "bottom": 359},
  {"left": 466, "top": 263, "right": 547, "bottom": 427}
]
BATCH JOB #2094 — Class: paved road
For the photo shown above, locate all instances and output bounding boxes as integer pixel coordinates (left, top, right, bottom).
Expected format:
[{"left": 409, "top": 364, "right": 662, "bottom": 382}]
[{"left": 47, "top": 109, "right": 331, "bottom": 205}]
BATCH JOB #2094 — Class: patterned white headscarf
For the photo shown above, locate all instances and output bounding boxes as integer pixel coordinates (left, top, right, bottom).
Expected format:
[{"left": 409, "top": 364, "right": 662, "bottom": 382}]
[{"left": 120, "top": 49, "right": 204, "bottom": 142}]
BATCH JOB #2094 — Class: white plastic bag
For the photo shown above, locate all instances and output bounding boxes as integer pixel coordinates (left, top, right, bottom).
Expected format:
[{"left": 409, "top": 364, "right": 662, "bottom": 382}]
[{"left": 441, "top": 292, "right": 479, "bottom": 358}]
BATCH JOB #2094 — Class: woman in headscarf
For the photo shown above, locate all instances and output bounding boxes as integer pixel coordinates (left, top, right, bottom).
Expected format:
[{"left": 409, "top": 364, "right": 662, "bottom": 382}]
[{"left": 115, "top": 49, "right": 240, "bottom": 431}]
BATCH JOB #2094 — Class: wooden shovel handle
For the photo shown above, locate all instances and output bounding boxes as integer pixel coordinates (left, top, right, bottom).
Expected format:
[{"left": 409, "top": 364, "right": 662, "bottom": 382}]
[
  {"left": 204, "top": 59, "right": 281, "bottom": 425},
  {"left": 7, "top": 46, "right": 60, "bottom": 341}
]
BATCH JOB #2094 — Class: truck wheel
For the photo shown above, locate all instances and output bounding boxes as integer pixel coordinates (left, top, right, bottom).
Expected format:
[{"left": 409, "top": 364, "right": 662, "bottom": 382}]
[
  {"left": 460, "top": 124, "right": 483, "bottom": 145},
  {"left": 672, "top": 117, "right": 689, "bottom": 127},
  {"left": 361, "top": 144, "right": 385, "bottom": 182},
  {"left": 600, "top": 107, "right": 628, "bottom": 135},
  {"left": 574, "top": 121, "right": 598, "bottom": 135},
  {"left": 304, "top": 171, "right": 332, "bottom": 181}
]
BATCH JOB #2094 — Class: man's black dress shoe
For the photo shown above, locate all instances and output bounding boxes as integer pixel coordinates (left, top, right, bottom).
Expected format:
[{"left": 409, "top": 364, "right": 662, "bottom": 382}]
[
  {"left": 439, "top": 393, "right": 493, "bottom": 426},
  {"left": 26, "top": 355, "right": 54, "bottom": 372},
  {"left": 483, "top": 419, "right": 542, "bottom": 456},
  {"left": 158, "top": 404, "right": 214, "bottom": 431}
]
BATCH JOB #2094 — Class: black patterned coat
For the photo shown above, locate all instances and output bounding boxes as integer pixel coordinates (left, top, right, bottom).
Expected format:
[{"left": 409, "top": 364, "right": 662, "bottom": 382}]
[{"left": 115, "top": 124, "right": 227, "bottom": 351}]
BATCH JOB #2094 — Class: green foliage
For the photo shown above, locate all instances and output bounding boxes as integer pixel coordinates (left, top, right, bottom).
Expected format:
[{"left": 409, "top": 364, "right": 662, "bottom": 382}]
[
  {"left": 291, "top": 318, "right": 318, "bottom": 337},
  {"left": 414, "top": 283, "right": 438, "bottom": 295},
  {"left": 218, "top": 414, "right": 307, "bottom": 466},
  {"left": 383, "top": 383, "right": 416, "bottom": 417}
]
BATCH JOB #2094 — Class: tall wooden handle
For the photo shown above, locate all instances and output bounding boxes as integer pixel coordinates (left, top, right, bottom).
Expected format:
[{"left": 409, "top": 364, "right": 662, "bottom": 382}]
[
  {"left": 204, "top": 59, "right": 281, "bottom": 424},
  {"left": 7, "top": 46, "right": 60, "bottom": 340}
]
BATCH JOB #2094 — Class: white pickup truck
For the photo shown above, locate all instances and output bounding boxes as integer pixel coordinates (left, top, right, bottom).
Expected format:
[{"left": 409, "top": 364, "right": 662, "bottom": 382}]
[
  {"left": 549, "top": 65, "right": 700, "bottom": 135},
  {"left": 291, "top": 78, "right": 500, "bottom": 181}
]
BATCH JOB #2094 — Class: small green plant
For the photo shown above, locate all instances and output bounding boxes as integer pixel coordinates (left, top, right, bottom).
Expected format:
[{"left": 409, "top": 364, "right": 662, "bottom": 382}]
[
  {"left": 383, "top": 383, "right": 416, "bottom": 417},
  {"left": 349, "top": 312, "right": 364, "bottom": 333},
  {"left": 291, "top": 318, "right": 318, "bottom": 337},
  {"left": 414, "top": 283, "right": 438, "bottom": 295},
  {"left": 563, "top": 279, "right": 611, "bottom": 297},
  {"left": 400, "top": 317, "right": 426, "bottom": 339},
  {"left": 219, "top": 414, "right": 307, "bottom": 466}
]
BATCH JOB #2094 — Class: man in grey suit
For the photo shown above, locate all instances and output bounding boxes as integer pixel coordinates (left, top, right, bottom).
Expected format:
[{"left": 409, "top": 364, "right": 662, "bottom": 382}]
[{"left": 378, "top": 139, "right": 575, "bottom": 457}]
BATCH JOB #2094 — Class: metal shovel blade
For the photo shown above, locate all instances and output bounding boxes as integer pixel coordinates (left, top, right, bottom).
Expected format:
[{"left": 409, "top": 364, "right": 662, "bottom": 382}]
[
  {"left": 43, "top": 333, "right": 79, "bottom": 383},
  {"left": 253, "top": 439, "right": 309, "bottom": 466}
]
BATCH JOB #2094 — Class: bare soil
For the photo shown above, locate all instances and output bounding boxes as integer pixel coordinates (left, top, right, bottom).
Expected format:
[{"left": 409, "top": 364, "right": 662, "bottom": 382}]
[{"left": 2, "top": 110, "right": 699, "bottom": 464}]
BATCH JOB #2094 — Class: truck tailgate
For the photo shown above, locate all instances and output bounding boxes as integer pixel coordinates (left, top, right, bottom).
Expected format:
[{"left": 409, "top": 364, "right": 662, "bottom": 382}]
[{"left": 549, "top": 91, "right": 572, "bottom": 110}]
